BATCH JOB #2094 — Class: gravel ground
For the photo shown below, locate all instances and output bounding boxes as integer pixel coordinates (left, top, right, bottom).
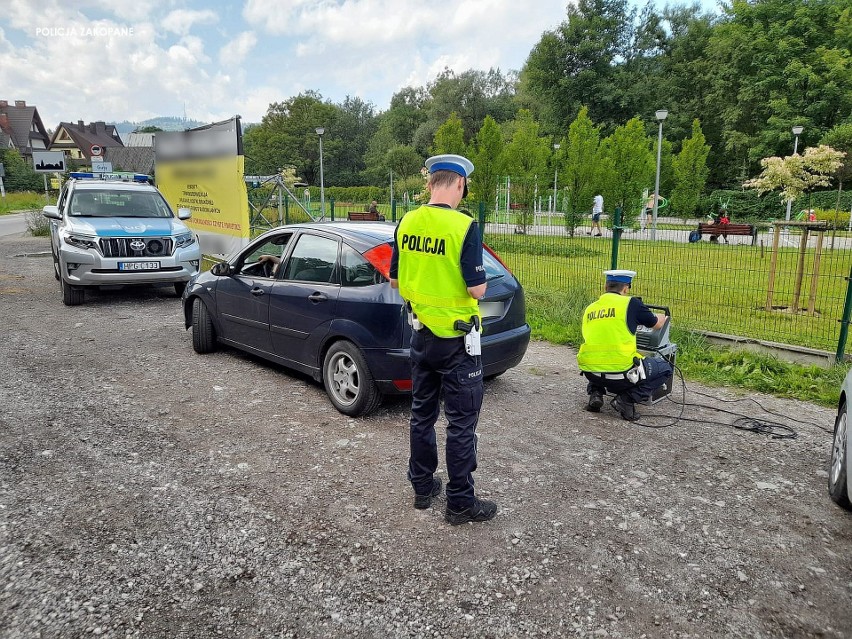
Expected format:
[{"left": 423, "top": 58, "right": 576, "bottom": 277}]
[{"left": 1, "top": 233, "right": 851, "bottom": 639}]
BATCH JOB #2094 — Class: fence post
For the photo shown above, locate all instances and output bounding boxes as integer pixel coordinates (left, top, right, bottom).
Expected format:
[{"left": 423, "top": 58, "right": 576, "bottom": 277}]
[
  {"left": 284, "top": 194, "right": 290, "bottom": 225},
  {"left": 330, "top": 197, "right": 335, "bottom": 221},
  {"left": 835, "top": 265, "right": 852, "bottom": 363},
  {"left": 478, "top": 201, "right": 486, "bottom": 244},
  {"left": 610, "top": 206, "right": 623, "bottom": 270},
  {"left": 392, "top": 199, "right": 397, "bottom": 223}
]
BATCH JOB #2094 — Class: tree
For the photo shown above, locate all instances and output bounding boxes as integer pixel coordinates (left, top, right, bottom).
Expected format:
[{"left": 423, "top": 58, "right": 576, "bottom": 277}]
[
  {"left": 385, "top": 145, "right": 423, "bottom": 181},
  {"left": 432, "top": 113, "right": 466, "bottom": 155},
  {"left": 707, "top": 0, "right": 852, "bottom": 182},
  {"left": 503, "top": 110, "right": 550, "bottom": 233},
  {"left": 597, "top": 117, "right": 654, "bottom": 226},
  {"left": 671, "top": 119, "right": 711, "bottom": 218},
  {"left": 0, "top": 149, "right": 42, "bottom": 192},
  {"left": 243, "top": 92, "right": 340, "bottom": 185},
  {"left": 520, "top": 0, "right": 634, "bottom": 133},
  {"left": 467, "top": 115, "right": 505, "bottom": 215},
  {"left": 744, "top": 145, "right": 846, "bottom": 209},
  {"left": 820, "top": 123, "right": 852, "bottom": 194},
  {"left": 562, "top": 106, "right": 602, "bottom": 236},
  {"left": 133, "top": 125, "right": 163, "bottom": 133}
]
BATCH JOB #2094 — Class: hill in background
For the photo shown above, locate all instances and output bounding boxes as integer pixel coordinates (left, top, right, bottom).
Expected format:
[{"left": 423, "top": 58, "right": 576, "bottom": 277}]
[{"left": 110, "top": 116, "right": 208, "bottom": 142}]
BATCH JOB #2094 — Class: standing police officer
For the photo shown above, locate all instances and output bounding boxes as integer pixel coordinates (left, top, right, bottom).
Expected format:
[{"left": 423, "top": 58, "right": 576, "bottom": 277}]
[
  {"left": 390, "top": 154, "right": 497, "bottom": 526},
  {"left": 577, "top": 270, "right": 672, "bottom": 421}
]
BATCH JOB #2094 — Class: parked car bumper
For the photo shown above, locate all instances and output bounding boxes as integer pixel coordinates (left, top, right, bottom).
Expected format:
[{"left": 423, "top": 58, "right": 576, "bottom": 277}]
[
  {"left": 60, "top": 244, "right": 201, "bottom": 286},
  {"left": 368, "top": 323, "right": 531, "bottom": 395}
]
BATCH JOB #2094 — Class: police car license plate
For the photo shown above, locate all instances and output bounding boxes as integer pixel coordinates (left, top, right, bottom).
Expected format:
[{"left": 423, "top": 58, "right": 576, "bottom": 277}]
[{"left": 119, "top": 261, "right": 160, "bottom": 271}]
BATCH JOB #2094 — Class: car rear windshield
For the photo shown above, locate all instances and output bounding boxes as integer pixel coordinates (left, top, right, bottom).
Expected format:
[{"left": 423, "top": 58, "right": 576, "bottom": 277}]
[
  {"left": 69, "top": 190, "right": 173, "bottom": 218},
  {"left": 483, "top": 249, "right": 508, "bottom": 280}
]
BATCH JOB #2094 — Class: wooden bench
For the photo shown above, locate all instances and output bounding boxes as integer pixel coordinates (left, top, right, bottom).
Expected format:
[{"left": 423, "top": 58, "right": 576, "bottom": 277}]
[
  {"left": 347, "top": 211, "right": 384, "bottom": 221},
  {"left": 694, "top": 223, "right": 757, "bottom": 245}
]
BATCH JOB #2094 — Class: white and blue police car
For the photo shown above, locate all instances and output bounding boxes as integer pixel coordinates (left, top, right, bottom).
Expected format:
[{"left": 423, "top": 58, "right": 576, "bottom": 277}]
[{"left": 43, "top": 172, "right": 201, "bottom": 305}]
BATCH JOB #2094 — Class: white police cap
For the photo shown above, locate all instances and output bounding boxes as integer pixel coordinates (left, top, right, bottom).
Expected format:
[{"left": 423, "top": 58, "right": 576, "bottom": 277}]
[
  {"left": 425, "top": 154, "right": 474, "bottom": 178},
  {"left": 604, "top": 269, "right": 636, "bottom": 284}
]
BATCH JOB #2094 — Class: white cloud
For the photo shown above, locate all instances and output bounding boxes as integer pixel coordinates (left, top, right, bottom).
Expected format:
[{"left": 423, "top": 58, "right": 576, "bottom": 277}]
[
  {"left": 161, "top": 9, "right": 218, "bottom": 36},
  {"left": 1, "top": 0, "right": 566, "bottom": 125},
  {"left": 220, "top": 31, "right": 257, "bottom": 66}
]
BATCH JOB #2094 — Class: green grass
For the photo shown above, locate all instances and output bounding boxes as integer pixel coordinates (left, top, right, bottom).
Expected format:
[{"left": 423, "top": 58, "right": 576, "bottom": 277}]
[{"left": 0, "top": 191, "right": 48, "bottom": 214}]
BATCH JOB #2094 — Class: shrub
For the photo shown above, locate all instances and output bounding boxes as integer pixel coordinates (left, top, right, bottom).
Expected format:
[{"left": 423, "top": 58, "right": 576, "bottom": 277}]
[{"left": 25, "top": 210, "right": 50, "bottom": 236}]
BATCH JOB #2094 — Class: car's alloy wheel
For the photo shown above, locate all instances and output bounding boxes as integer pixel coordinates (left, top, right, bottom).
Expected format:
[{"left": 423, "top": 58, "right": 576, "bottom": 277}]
[
  {"left": 191, "top": 298, "right": 217, "bottom": 354},
  {"left": 829, "top": 400, "right": 851, "bottom": 509},
  {"left": 323, "top": 341, "right": 381, "bottom": 417},
  {"left": 60, "top": 277, "right": 84, "bottom": 306},
  {"left": 52, "top": 254, "right": 60, "bottom": 281}
]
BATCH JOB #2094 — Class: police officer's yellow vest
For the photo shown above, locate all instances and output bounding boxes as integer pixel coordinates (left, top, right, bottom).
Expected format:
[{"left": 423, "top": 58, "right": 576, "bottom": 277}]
[
  {"left": 576, "top": 292, "right": 643, "bottom": 372},
  {"left": 397, "top": 205, "right": 480, "bottom": 337}
]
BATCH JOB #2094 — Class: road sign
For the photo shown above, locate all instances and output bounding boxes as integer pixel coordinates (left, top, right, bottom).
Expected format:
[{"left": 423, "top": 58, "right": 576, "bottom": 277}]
[
  {"left": 92, "top": 161, "right": 113, "bottom": 173},
  {"left": 32, "top": 151, "right": 66, "bottom": 173},
  {"left": 90, "top": 144, "right": 103, "bottom": 157}
]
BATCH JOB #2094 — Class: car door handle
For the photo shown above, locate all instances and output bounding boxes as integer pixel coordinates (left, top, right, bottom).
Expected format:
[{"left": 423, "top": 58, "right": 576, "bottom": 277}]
[
  {"left": 251, "top": 287, "right": 265, "bottom": 297},
  {"left": 308, "top": 292, "right": 328, "bottom": 303}
]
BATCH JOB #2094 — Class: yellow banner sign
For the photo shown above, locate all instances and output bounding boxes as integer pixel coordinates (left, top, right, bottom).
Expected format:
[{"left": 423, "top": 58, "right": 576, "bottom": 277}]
[{"left": 156, "top": 155, "right": 249, "bottom": 255}]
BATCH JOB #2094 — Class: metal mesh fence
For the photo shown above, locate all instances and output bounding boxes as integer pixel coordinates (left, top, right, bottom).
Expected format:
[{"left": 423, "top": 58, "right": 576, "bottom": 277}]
[{"left": 482, "top": 212, "right": 852, "bottom": 356}]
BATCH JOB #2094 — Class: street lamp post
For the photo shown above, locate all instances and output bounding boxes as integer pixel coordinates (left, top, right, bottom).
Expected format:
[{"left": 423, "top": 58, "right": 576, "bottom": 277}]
[
  {"left": 552, "top": 143, "right": 560, "bottom": 213},
  {"left": 651, "top": 109, "right": 668, "bottom": 241},
  {"left": 315, "top": 126, "right": 325, "bottom": 219},
  {"left": 785, "top": 125, "right": 804, "bottom": 222}
]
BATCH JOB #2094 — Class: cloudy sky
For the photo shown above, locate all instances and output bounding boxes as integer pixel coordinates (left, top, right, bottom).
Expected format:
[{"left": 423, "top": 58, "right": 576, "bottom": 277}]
[{"left": 1, "top": 0, "right": 721, "bottom": 128}]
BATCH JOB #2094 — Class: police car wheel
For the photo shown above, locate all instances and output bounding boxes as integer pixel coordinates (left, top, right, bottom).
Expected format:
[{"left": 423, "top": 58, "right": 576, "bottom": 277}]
[
  {"left": 191, "top": 298, "right": 217, "bottom": 354},
  {"left": 60, "top": 277, "right": 85, "bottom": 306},
  {"left": 323, "top": 341, "right": 382, "bottom": 417},
  {"left": 829, "top": 400, "right": 851, "bottom": 509}
]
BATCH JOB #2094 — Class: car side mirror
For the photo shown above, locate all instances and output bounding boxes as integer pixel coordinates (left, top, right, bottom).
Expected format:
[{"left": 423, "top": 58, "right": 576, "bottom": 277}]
[
  {"left": 211, "top": 262, "right": 232, "bottom": 276},
  {"left": 43, "top": 205, "right": 61, "bottom": 220},
  {"left": 177, "top": 207, "right": 192, "bottom": 220}
]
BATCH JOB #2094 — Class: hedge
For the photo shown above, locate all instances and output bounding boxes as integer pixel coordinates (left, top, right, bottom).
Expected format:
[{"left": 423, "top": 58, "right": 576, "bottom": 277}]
[{"left": 697, "top": 188, "right": 852, "bottom": 222}]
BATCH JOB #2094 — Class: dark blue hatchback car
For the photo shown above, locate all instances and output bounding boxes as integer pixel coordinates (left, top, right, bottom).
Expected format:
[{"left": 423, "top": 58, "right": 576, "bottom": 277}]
[{"left": 182, "top": 222, "right": 530, "bottom": 416}]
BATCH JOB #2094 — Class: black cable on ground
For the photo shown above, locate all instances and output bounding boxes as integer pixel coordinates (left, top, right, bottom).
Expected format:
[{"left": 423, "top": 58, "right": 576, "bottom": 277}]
[{"left": 622, "top": 363, "right": 831, "bottom": 440}]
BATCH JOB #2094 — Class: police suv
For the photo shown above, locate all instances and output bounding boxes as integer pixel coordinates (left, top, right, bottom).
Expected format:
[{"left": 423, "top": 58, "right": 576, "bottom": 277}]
[{"left": 43, "top": 172, "right": 201, "bottom": 306}]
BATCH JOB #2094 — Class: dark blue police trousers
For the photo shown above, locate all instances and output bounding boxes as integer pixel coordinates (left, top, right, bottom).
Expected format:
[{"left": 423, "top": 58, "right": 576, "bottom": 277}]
[
  {"left": 408, "top": 326, "right": 484, "bottom": 510},
  {"left": 584, "top": 355, "right": 673, "bottom": 404}
]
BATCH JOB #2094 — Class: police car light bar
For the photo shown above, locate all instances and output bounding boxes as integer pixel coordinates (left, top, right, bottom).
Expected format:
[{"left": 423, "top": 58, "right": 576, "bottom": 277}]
[{"left": 69, "top": 172, "right": 150, "bottom": 183}]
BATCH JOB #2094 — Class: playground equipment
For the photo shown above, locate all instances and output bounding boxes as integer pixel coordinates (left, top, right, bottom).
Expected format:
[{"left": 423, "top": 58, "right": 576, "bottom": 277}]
[{"left": 765, "top": 220, "right": 829, "bottom": 315}]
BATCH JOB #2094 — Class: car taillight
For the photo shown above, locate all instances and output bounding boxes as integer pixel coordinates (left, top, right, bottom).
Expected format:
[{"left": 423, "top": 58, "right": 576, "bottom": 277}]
[
  {"left": 392, "top": 379, "right": 413, "bottom": 391},
  {"left": 484, "top": 243, "right": 513, "bottom": 275},
  {"left": 363, "top": 243, "right": 393, "bottom": 279}
]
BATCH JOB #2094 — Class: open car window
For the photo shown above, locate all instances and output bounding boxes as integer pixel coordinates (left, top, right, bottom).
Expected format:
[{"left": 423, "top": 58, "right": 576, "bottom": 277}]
[{"left": 236, "top": 233, "right": 292, "bottom": 277}]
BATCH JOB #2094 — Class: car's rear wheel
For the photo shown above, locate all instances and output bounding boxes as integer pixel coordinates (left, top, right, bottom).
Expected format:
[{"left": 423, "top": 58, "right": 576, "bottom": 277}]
[
  {"left": 174, "top": 281, "right": 187, "bottom": 297},
  {"left": 323, "top": 341, "right": 382, "bottom": 417},
  {"left": 829, "top": 399, "right": 851, "bottom": 509},
  {"left": 60, "top": 277, "right": 84, "bottom": 306},
  {"left": 191, "top": 298, "right": 217, "bottom": 354}
]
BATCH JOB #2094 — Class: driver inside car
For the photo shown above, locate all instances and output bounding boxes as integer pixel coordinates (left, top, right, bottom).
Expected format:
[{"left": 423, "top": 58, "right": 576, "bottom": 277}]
[{"left": 256, "top": 254, "right": 281, "bottom": 277}]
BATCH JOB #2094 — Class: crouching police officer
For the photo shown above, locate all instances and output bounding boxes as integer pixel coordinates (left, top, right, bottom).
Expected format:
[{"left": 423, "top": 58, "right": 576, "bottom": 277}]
[
  {"left": 577, "top": 270, "right": 672, "bottom": 421},
  {"left": 390, "top": 154, "right": 497, "bottom": 526}
]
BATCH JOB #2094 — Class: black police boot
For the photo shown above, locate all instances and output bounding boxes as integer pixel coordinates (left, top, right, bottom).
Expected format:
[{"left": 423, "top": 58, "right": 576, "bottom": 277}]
[
  {"left": 613, "top": 395, "right": 638, "bottom": 422},
  {"left": 445, "top": 498, "right": 498, "bottom": 525},
  {"left": 413, "top": 477, "right": 442, "bottom": 510},
  {"left": 587, "top": 390, "right": 604, "bottom": 412}
]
